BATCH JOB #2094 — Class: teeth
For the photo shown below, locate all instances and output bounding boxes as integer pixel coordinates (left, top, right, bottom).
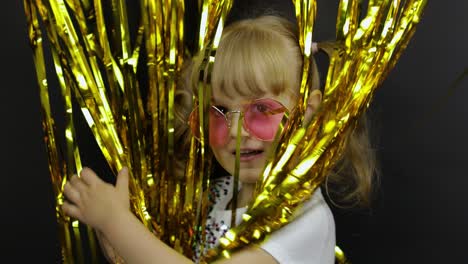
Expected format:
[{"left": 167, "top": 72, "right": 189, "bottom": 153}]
[
  {"left": 239, "top": 150, "right": 258, "bottom": 154},
  {"left": 233, "top": 150, "right": 263, "bottom": 155}
]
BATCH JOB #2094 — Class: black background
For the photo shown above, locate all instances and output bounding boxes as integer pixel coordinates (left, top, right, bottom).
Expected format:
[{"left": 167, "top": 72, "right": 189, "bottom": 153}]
[{"left": 1, "top": 0, "right": 467, "bottom": 263}]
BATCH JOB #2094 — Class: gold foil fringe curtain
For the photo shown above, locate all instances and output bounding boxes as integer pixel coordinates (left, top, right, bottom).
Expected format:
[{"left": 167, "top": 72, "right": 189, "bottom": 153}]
[
  {"left": 24, "top": 0, "right": 426, "bottom": 263},
  {"left": 24, "top": 0, "right": 232, "bottom": 261},
  {"left": 207, "top": 0, "right": 427, "bottom": 261}
]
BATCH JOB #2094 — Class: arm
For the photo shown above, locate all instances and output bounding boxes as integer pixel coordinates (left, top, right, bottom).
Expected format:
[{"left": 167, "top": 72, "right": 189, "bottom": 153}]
[
  {"left": 95, "top": 230, "right": 126, "bottom": 263},
  {"left": 62, "top": 168, "right": 277, "bottom": 264}
]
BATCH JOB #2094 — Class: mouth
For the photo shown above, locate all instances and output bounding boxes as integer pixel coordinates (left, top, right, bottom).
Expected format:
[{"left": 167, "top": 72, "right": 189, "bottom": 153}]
[{"left": 232, "top": 149, "right": 264, "bottom": 161}]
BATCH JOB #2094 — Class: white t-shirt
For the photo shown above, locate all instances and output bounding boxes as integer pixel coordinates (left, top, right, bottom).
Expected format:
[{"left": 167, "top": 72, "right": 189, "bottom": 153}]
[{"left": 199, "top": 176, "right": 336, "bottom": 264}]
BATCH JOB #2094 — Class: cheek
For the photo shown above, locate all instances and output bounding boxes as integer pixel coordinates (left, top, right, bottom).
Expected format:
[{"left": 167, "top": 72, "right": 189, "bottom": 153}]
[
  {"left": 211, "top": 147, "right": 233, "bottom": 171},
  {"left": 209, "top": 116, "right": 229, "bottom": 146},
  {"left": 262, "top": 141, "right": 275, "bottom": 155},
  {"left": 210, "top": 147, "right": 222, "bottom": 160},
  {"left": 261, "top": 142, "right": 278, "bottom": 165}
]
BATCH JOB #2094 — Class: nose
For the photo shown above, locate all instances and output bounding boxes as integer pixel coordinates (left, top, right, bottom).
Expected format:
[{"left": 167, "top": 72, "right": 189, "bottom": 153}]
[{"left": 228, "top": 112, "right": 249, "bottom": 139}]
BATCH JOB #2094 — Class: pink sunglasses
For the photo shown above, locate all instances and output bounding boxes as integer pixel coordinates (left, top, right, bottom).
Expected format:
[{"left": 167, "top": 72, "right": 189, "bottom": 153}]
[{"left": 189, "top": 98, "right": 288, "bottom": 146}]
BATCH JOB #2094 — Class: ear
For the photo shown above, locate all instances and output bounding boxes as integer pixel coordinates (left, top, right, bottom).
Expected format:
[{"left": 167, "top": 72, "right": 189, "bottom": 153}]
[
  {"left": 312, "top": 42, "right": 319, "bottom": 54},
  {"left": 303, "top": 89, "right": 323, "bottom": 126}
]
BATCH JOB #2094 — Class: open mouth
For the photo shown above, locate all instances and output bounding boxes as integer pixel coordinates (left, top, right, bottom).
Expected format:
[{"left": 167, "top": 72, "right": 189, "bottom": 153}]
[{"left": 232, "top": 149, "right": 264, "bottom": 161}]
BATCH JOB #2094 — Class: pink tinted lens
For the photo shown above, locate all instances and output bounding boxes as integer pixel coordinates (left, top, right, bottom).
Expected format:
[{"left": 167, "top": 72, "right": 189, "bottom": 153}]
[
  {"left": 209, "top": 106, "right": 229, "bottom": 146},
  {"left": 190, "top": 107, "right": 229, "bottom": 146},
  {"left": 244, "top": 99, "right": 285, "bottom": 141}
]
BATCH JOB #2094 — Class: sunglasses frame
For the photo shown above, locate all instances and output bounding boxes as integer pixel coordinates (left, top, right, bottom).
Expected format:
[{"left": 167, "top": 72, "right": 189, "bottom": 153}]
[{"left": 189, "top": 98, "right": 289, "bottom": 145}]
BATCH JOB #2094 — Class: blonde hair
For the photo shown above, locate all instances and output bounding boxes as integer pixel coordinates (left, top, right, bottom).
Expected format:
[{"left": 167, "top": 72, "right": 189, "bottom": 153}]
[
  {"left": 211, "top": 16, "right": 302, "bottom": 99},
  {"left": 174, "top": 15, "right": 378, "bottom": 207}
]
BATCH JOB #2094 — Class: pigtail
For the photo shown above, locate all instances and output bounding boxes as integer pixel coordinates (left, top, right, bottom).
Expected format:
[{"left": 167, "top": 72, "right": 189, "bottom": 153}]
[
  {"left": 173, "top": 58, "right": 196, "bottom": 178},
  {"left": 313, "top": 41, "right": 380, "bottom": 208}
]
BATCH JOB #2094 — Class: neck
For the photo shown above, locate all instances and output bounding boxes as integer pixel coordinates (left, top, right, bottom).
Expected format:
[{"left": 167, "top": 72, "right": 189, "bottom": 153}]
[{"left": 237, "top": 182, "right": 256, "bottom": 208}]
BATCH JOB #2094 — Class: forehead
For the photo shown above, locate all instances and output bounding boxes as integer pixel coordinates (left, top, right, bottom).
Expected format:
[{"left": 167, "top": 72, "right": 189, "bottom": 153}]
[
  {"left": 211, "top": 87, "right": 261, "bottom": 104},
  {"left": 212, "top": 88, "right": 297, "bottom": 111}
]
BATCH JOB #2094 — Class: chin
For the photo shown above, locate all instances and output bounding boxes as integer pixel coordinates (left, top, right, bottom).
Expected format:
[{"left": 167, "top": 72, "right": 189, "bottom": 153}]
[
  {"left": 238, "top": 167, "right": 264, "bottom": 184},
  {"left": 219, "top": 162, "right": 262, "bottom": 182},
  {"left": 213, "top": 151, "right": 268, "bottom": 182}
]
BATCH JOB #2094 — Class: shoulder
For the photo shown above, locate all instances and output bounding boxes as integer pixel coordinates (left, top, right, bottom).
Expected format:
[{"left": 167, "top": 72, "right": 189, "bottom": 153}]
[{"left": 260, "top": 188, "right": 336, "bottom": 264}]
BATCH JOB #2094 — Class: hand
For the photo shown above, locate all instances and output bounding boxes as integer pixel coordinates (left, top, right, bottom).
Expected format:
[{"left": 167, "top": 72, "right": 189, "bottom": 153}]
[{"left": 62, "top": 167, "right": 130, "bottom": 232}]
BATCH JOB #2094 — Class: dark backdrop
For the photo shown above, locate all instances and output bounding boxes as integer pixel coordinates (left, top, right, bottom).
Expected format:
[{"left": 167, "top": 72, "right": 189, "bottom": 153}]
[{"left": 1, "top": 1, "right": 467, "bottom": 263}]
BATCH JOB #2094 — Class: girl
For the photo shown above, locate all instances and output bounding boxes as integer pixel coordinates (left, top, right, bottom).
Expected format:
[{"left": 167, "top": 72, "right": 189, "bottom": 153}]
[{"left": 62, "top": 15, "right": 376, "bottom": 263}]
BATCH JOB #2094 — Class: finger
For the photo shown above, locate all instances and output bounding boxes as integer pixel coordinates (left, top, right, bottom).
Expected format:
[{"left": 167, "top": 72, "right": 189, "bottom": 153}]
[
  {"left": 63, "top": 183, "right": 81, "bottom": 206},
  {"left": 62, "top": 201, "right": 84, "bottom": 222},
  {"left": 80, "top": 167, "right": 102, "bottom": 186},
  {"left": 116, "top": 167, "right": 129, "bottom": 200},
  {"left": 69, "top": 174, "right": 88, "bottom": 194}
]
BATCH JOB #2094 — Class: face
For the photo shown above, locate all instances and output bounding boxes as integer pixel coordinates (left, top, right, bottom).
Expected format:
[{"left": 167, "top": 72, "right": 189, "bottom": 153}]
[{"left": 209, "top": 89, "right": 297, "bottom": 184}]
